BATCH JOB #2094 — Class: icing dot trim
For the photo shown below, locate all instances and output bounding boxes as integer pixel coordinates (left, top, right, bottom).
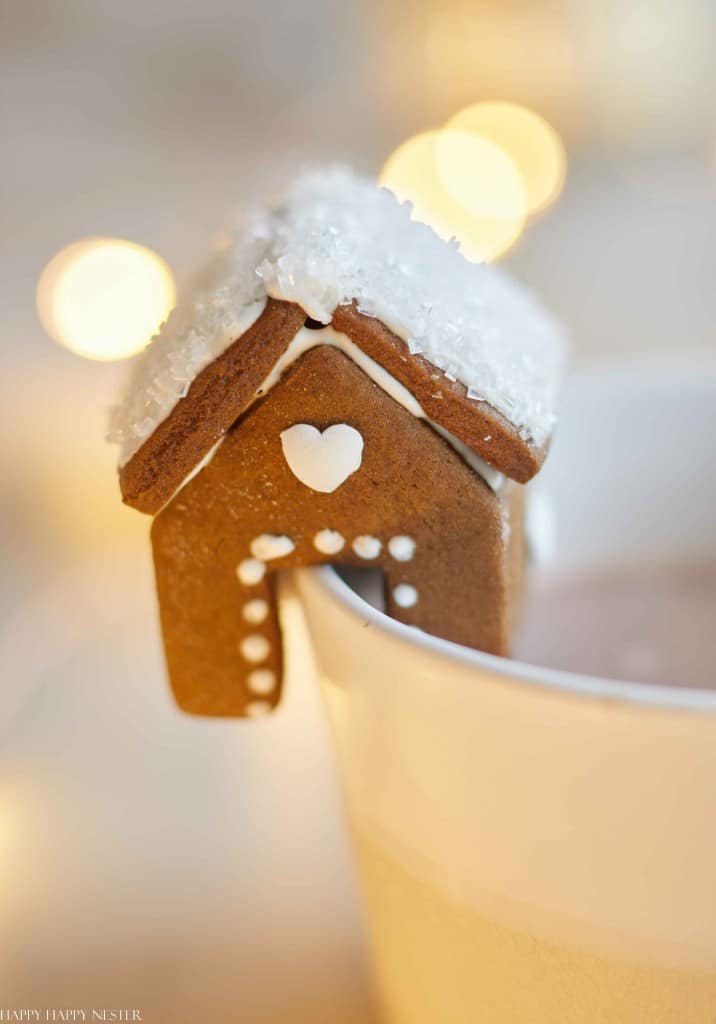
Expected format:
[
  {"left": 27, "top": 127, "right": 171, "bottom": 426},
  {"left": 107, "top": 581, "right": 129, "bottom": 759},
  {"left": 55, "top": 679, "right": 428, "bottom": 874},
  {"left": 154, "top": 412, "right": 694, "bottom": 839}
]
[
  {"left": 240, "top": 634, "right": 271, "bottom": 663},
  {"left": 247, "top": 668, "right": 276, "bottom": 695},
  {"left": 242, "top": 599, "right": 269, "bottom": 625},
  {"left": 237, "top": 558, "right": 266, "bottom": 585},
  {"left": 352, "top": 535, "right": 382, "bottom": 559},
  {"left": 246, "top": 699, "right": 272, "bottom": 717},
  {"left": 393, "top": 583, "right": 418, "bottom": 608},
  {"left": 313, "top": 529, "right": 345, "bottom": 555},
  {"left": 250, "top": 534, "right": 295, "bottom": 560},
  {"left": 388, "top": 535, "right": 416, "bottom": 562}
]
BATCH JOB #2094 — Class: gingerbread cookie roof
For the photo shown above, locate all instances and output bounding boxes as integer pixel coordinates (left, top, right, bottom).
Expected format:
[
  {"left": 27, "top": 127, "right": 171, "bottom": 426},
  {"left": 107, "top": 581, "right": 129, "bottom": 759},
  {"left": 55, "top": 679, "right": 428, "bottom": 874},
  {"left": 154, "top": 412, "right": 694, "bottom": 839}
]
[{"left": 109, "top": 168, "right": 567, "bottom": 470}]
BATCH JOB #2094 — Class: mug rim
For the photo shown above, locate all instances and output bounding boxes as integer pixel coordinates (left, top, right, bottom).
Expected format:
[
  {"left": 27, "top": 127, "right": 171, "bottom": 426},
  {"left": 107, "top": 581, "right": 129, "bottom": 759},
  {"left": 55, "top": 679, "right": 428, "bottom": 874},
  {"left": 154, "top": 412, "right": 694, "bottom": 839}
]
[
  {"left": 300, "top": 354, "right": 716, "bottom": 715},
  {"left": 305, "top": 566, "right": 716, "bottom": 714}
]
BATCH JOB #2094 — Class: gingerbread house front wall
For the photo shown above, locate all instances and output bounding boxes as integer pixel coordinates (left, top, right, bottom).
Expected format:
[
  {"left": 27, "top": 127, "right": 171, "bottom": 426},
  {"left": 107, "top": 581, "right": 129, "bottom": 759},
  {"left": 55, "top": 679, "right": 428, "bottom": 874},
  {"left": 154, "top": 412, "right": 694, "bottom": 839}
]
[{"left": 151, "top": 344, "right": 520, "bottom": 717}]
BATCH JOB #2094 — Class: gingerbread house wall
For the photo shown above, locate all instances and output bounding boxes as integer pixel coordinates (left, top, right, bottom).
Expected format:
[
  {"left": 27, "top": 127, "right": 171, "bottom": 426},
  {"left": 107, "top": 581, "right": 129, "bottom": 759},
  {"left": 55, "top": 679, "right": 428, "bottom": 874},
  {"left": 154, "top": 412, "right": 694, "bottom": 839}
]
[{"left": 151, "top": 345, "right": 516, "bottom": 717}]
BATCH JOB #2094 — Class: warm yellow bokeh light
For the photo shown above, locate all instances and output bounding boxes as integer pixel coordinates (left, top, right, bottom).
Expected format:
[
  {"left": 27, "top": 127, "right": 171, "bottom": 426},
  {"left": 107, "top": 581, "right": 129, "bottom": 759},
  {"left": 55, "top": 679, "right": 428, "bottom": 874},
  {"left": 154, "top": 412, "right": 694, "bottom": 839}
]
[
  {"left": 444, "top": 102, "right": 566, "bottom": 215},
  {"left": 379, "top": 130, "right": 526, "bottom": 262},
  {"left": 37, "top": 238, "right": 176, "bottom": 361},
  {"left": 434, "top": 130, "right": 527, "bottom": 220}
]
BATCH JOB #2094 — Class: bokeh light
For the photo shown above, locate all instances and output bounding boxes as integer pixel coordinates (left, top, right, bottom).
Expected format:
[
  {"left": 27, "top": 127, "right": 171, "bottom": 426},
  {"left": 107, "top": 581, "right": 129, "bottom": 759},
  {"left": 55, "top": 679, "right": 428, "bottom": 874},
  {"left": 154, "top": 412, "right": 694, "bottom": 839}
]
[
  {"left": 434, "top": 129, "right": 527, "bottom": 219},
  {"left": 444, "top": 102, "right": 567, "bottom": 215},
  {"left": 422, "top": 6, "right": 576, "bottom": 131},
  {"left": 379, "top": 130, "right": 526, "bottom": 262},
  {"left": 37, "top": 238, "right": 176, "bottom": 361}
]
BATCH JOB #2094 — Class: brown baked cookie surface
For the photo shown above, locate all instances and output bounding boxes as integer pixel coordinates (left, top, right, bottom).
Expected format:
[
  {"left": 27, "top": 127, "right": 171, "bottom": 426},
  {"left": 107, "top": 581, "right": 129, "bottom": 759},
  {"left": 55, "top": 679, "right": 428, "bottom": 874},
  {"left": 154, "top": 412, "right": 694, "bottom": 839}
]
[
  {"left": 120, "top": 302, "right": 545, "bottom": 516},
  {"left": 119, "top": 299, "right": 306, "bottom": 514},
  {"left": 331, "top": 303, "right": 546, "bottom": 482},
  {"left": 152, "top": 345, "right": 516, "bottom": 717}
]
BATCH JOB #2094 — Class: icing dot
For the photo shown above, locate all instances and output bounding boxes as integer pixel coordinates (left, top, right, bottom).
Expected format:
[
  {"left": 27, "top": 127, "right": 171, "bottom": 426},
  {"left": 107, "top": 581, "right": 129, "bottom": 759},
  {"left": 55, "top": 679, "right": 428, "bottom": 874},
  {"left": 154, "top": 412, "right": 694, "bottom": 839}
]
[
  {"left": 247, "top": 668, "right": 276, "bottom": 695},
  {"left": 393, "top": 583, "right": 418, "bottom": 608},
  {"left": 246, "top": 699, "right": 272, "bottom": 717},
  {"left": 240, "top": 634, "right": 271, "bottom": 663},
  {"left": 237, "top": 558, "right": 266, "bottom": 585},
  {"left": 388, "top": 535, "right": 416, "bottom": 562},
  {"left": 242, "top": 599, "right": 269, "bottom": 625},
  {"left": 352, "top": 535, "right": 382, "bottom": 559},
  {"left": 313, "top": 529, "right": 345, "bottom": 555},
  {"left": 250, "top": 534, "right": 295, "bottom": 560}
]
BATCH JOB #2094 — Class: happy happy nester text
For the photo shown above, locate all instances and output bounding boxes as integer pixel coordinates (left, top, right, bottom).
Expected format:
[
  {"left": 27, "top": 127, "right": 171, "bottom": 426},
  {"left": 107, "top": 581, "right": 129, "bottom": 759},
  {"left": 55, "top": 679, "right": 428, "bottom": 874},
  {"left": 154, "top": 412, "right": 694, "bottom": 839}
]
[{"left": 0, "top": 1013, "right": 141, "bottom": 1022}]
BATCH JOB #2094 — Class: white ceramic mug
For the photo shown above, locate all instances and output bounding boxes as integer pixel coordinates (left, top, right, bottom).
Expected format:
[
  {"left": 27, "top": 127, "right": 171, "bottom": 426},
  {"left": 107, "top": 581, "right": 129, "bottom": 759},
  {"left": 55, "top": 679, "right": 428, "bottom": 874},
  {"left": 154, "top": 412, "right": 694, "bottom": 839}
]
[{"left": 296, "top": 360, "right": 716, "bottom": 1024}]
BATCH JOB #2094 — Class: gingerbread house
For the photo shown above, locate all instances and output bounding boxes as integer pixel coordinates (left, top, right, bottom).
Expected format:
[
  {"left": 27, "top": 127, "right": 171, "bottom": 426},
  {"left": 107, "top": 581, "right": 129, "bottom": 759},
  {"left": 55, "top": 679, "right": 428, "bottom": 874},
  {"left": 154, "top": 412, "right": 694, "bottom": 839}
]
[{"left": 110, "top": 169, "right": 566, "bottom": 717}]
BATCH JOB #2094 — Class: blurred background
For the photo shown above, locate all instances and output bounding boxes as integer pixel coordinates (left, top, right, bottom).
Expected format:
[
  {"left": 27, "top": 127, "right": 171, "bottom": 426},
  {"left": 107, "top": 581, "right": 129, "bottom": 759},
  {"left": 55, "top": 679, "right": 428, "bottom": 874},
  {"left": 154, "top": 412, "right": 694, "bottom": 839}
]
[{"left": 2, "top": 0, "right": 715, "bottom": 1019}]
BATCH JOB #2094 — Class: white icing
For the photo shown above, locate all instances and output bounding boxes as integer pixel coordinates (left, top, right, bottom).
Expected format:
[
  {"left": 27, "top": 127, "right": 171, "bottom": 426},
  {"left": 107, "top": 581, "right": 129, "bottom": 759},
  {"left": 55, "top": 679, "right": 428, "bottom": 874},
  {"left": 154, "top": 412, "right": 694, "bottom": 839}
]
[
  {"left": 430, "top": 422, "right": 506, "bottom": 492},
  {"left": 160, "top": 324, "right": 415, "bottom": 507},
  {"left": 163, "top": 325, "right": 507, "bottom": 508},
  {"left": 353, "top": 535, "right": 382, "bottom": 559},
  {"left": 168, "top": 436, "right": 223, "bottom": 497},
  {"left": 262, "top": 327, "right": 506, "bottom": 493},
  {"left": 313, "top": 529, "right": 346, "bottom": 555},
  {"left": 237, "top": 558, "right": 266, "bottom": 586},
  {"left": 245, "top": 699, "right": 272, "bottom": 717},
  {"left": 260, "top": 171, "right": 566, "bottom": 443},
  {"left": 110, "top": 168, "right": 567, "bottom": 465},
  {"left": 280, "top": 422, "right": 364, "bottom": 493},
  {"left": 262, "top": 325, "right": 423, "bottom": 417},
  {"left": 393, "top": 583, "right": 418, "bottom": 608},
  {"left": 247, "top": 668, "right": 276, "bottom": 695},
  {"left": 388, "top": 535, "right": 416, "bottom": 562},
  {"left": 242, "top": 599, "right": 269, "bottom": 624},
  {"left": 112, "top": 292, "right": 267, "bottom": 467},
  {"left": 250, "top": 534, "right": 295, "bottom": 560},
  {"left": 240, "top": 634, "right": 271, "bottom": 663}
]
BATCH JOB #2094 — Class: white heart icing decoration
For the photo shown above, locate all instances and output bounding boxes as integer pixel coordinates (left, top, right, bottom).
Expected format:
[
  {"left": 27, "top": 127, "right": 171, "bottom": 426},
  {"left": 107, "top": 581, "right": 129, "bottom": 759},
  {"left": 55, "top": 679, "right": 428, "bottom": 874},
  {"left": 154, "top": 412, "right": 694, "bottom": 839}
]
[{"left": 280, "top": 423, "right": 364, "bottom": 493}]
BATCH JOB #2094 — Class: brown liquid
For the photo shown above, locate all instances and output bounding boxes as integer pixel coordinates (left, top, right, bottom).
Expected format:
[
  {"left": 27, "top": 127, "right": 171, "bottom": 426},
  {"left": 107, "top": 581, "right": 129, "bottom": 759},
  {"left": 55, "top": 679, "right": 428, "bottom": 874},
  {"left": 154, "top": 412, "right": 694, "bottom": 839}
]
[{"left": 515, "top": 563, "right": 716, "bottom": 690}]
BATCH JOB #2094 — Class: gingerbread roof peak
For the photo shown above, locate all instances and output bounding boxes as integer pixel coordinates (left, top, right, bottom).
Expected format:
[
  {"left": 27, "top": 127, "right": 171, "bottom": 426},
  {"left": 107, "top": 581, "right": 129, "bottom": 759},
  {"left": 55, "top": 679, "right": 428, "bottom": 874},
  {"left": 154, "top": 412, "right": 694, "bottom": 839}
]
[{"left": 109, "top": 167, "right": 567, "bottom": 465}]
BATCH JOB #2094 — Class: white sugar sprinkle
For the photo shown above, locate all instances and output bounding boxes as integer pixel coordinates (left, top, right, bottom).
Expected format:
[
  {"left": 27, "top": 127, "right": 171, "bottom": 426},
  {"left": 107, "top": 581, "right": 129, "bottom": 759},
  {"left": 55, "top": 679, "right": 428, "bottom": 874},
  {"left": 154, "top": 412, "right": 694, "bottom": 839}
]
[{"left": 110, "top": 168, "right": 567, "bottom": 465}]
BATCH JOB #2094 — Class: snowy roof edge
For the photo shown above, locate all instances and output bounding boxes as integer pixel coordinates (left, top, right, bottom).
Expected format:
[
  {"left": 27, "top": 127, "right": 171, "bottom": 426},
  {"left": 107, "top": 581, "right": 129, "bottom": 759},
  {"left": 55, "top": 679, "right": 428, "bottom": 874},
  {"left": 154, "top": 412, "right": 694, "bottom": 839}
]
[{"left": 109, "top": 166, "right": 568, "bottom": 466}]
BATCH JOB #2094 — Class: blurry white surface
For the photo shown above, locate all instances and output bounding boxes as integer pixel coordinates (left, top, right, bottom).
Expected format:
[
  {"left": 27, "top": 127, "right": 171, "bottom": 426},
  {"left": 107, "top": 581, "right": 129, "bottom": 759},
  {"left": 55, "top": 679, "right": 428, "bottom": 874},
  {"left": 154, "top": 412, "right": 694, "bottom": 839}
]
[
  {"left": 297, "top": 362, "right": 716, "bottom": 1023},
  {"left": 0, "top": 556, "right": 375, "bottom": 1021},
  {"left": 528, "top": 358, "right": 716, "bottom": 571}
]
